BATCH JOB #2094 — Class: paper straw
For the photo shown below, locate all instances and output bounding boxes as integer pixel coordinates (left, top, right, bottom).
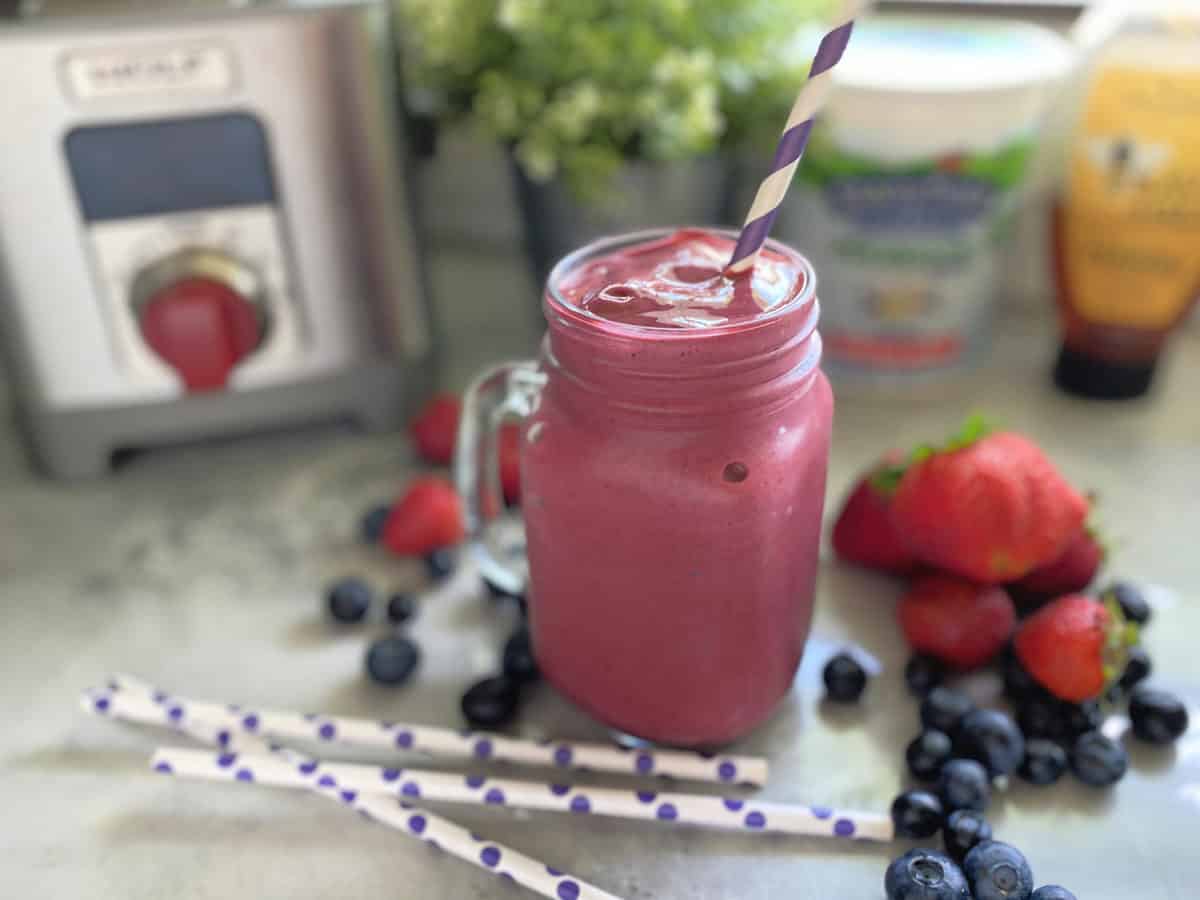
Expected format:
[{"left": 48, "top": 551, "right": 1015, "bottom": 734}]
[
  {"left": 149, "top": 745, "right": 894, "bottom": 843},
  {"left": 726, "top": 0, "right": 869, "bottom": 274},
  {"left": 103, "top": 674, "right": 768, "bottom": 786},
  {"left": 148, "top": 749, "right": 624, "bottom": 900},
  {"left": 83, "top": 689, "right": 625, "bottom": 900},
  {"left": 87, "top": 686, "right": 891, "bottom": 841}
]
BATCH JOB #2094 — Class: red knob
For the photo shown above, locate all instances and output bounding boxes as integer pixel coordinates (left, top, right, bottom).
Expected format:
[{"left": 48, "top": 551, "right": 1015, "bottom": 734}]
[{"left": 138, "top": 276, "right": 262, "bottom": 392}]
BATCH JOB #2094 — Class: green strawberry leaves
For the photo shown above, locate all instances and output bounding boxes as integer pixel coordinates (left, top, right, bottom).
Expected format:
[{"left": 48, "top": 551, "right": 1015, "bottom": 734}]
[
  {"left": 940, "top": 412, "right": 995, "bottom": 452},
  {"left": 870, "top": 413, "right": 996, "bottom": 495},
  {"left": 1101, "top": 594, "right": 1139, "bottom": 687},
  {"left": 869, "top": 461, "right": 909, "bottom": 495}
]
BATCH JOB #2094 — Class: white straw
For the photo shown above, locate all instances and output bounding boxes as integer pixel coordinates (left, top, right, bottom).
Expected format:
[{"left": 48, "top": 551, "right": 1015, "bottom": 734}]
[
  {"left": 89, "top": 684, "right": 890, "bottom": 842},
  {"left": 106, "top": 673, "right": 768, "bottom": 786},
  {"left": 149, "top": 748, "right": 624, "bottom": 900},
  {"left": 150, "top": 745, "right": 894, "bottom": 842},
  {"left": 84, "top": 686, "right": 625, "bottom": 900}
]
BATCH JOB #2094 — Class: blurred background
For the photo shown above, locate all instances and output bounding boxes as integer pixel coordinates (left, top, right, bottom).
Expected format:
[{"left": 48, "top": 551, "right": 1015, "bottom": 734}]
[{"left": 0, "top": 0, "right": 1196, "bottom": 480}]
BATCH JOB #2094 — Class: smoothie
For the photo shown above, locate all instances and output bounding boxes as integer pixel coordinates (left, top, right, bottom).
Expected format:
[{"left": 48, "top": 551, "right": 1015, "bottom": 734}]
[
  {"left": 558, "top": 228, "right": 806, "bottom": 330},
  {"left": 521, "top": 228, "right": 833, "bottom": 747}
]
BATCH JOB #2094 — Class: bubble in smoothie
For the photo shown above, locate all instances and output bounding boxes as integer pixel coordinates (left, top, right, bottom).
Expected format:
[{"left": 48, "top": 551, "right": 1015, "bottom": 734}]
[
  {"left": 557, "top": 229, "right": 807, "bottom": 330},
  {"left": 723, "top": 462, "right": 750, "bottom": 483}
]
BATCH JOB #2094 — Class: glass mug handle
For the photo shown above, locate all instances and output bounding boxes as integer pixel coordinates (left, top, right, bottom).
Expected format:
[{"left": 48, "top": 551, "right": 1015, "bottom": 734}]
[{"left": 453, "top": 361, "right": 546, "bottom": 596}]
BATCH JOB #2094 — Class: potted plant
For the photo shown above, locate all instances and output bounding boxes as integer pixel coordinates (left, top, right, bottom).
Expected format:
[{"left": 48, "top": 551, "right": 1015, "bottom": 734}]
[{"left": 396, "top": 0, "right": 825, "bottom": 282}]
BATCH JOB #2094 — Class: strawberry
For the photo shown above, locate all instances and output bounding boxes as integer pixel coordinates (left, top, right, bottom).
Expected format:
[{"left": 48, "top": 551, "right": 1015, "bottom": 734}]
[
  {"left": 498, "top": 422, "right": 521, "bottom": 506},
  {"left": 409, "top": 393, "right": 461, "bottom": 465},
  {"left": 1011, "top": 526, "right": 1105, "bottom": 597},
  {"left": 831, "top": 452, "right": 917, "bottom": 575},
  {"left": 382, "top": 476, "right": 464, "bottom": 557},
  {"left": 1014, "top": 594, "right": 1136, "bottom": 702},
  {"left": 898, "top": 574, "right": 1017, "bottom": 670},
  {"left": 937, "top": 153, "right": 965, "bottom": 173},
  {"left": 890, "top": 418, "right": 1089, "bottom": 583}
]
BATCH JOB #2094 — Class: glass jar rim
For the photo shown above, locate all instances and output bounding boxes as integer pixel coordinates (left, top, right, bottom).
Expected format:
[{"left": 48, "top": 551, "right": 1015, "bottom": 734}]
[{"left": 544, "top": 226, "right": 819, "bottom": 341}]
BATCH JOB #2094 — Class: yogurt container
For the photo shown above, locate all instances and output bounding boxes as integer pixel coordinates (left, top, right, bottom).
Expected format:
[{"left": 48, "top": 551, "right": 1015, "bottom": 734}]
[{"left": 780, "top": 16, "right": 1074, "bottom": 379}]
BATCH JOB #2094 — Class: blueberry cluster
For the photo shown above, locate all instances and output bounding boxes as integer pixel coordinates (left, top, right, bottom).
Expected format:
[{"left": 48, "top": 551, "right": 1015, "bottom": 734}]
[
  {"left": 328, "top": 504, "right": 543, "bottom": 731},
  {"left": 461, "top": 620, "right": 541, "bottom": 729},
  {"left": 886, "top": 842, "right": 1072, "bottom": 900},
  {"left": 324, "top": 569, "right": 432, "bottom": 687},
  {"left": 886, "top": 581, "right": 1188, "bottom": 900},
  {"left": 322, "top": 504, "right": 464, "bottom": 687}
]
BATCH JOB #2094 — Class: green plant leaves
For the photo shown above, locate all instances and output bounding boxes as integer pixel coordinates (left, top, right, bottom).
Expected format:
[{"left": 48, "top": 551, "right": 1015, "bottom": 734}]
[{"left": 395, "top": 0, "right": 836, "bottom": 198}]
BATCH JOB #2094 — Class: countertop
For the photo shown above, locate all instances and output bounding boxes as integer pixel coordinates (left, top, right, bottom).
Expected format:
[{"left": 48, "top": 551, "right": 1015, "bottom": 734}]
[{"left": 1, "top": 297, "right": 1198, "bottom": 899}]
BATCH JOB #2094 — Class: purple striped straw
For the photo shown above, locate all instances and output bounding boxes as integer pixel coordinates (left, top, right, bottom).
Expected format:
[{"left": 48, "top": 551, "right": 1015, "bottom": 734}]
[{"left": 727, "top": 0, "right": 868, "bottom": 274}]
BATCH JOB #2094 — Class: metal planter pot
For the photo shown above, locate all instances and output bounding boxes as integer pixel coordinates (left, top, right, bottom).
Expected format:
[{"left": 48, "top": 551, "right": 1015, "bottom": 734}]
[{"left": 412, "top": 125, "right": 525, "bottom": 249}]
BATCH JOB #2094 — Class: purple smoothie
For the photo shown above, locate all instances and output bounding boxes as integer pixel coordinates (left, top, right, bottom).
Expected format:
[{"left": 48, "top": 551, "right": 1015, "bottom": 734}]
[{"left": 521, "top": 228, "right": 833, "bottom": 746}]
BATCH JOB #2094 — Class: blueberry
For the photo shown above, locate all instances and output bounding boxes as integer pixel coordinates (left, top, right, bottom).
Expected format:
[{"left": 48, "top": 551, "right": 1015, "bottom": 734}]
[
  {"left": 885, "top": 848, "right": 971, "bottom": 900},
  {"left": 906, "top": 730, "right": 953, "bottom": 782},
  {"left": 1129, "top": 686, "right": 1189, "bottom": 745},
  {"left": 385, "top": 592, "right": 417, "bottom": 625},
  {"left": 1101, "top": 581, "right": 1151, "bottom": 626},
  {"left": 937, "top": 758, "right": 991, "bottom": 813},
  {"left": 1118, "top": 646, "right": 1152, "bottom": 691},
  {"left": 963, "top": 841, "right": 1034, "bottom": 900},
  {"left": 921, "top": 687, "right": 975, "bottom": 736},
  {"left": 943, "top": 810, "right": 993, "bottom": 863},
  {"left": 955, "top": 709, "right": 1025, "bottom": 777},
  {"left": 502, "top": 628, "right": 540, "bottom": 684},
  {"left": 1030, "top": 887, "right": 1077, "bottom": 900},
  {"left": 906, "top": 654, "right": 946, "bottom": 698},
  {"left": 890, "top": 790, "right": 945, "bottom": 839},
  {"left": 423, "top": 547, "right": 456, "bottom": 581},
  {"left": 1070, "top": 730, "right": 1128, "bottom": 787},
  {"left": 1062, "top": 700, "right": 1104, "bottom": 738},
  {"left": 1017, "top": 739, "right": 1068, "bottom": 786},
  {"left": 326, "top": 577, "right": 371, "bottom": 624},
  {"left": 1002, "top": 650, "right": 1045, "bottom": 702},
  {"left": 461, "top": 675, "right": 521, "bottom": 729},
  {"left": 365, "top": 636, "right": 420, "bottom": 685},
  {"left": 823, "top": 652, "right": 868, "bottom": 703},
  {"left": 360, "top": 504, "right": 391, "bottom": 543},
  {"left": 1016, "top": 696, "right": 1068, "bottom": 742}
]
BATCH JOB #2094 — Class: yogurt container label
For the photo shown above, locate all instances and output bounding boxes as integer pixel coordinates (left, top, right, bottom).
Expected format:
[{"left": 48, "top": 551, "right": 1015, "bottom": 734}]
[
  {"left": 775, "top": 16, "right": 1073, "bottom": 377},
  {"left": 792, "top": 131, "right": 1033, "bottom": 370}
]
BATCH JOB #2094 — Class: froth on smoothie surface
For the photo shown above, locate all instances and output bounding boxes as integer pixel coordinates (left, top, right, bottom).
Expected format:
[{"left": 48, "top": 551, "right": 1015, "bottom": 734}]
[{"left": 557, "top": 229, "right": 806, "bottom": 330}]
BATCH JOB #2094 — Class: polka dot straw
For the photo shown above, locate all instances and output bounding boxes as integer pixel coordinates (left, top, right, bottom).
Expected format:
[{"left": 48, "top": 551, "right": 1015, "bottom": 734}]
[
  {"left": 104, "top": 673, "right": 767, "bottom": 786},
  {"left": 727, "top": 0, "right": 870, "bottom": 274},
  {"left": 87, "top": 683, "right": 623, "bottom": 900},
  {"left": 149, "top": 744, "right": 894, "bottom": 843},
  {"left": 87, "top": 684, "right": 892, "bottom": 842},
  {"left": 148, "top": 747, "right": 622, "bottom": 900}
]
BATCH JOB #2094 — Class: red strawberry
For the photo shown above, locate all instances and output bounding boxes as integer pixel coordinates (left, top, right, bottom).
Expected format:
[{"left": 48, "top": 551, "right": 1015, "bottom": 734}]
[
  {"left": 831, "top": 452, "right": 916, "bottom": 575},
  {"left": 409, "top": 393, "right": 461, "bottom": 465},
  {"left": 890, "top": 420, "right": 1089, "bottom": 583},
  {"left": 937, "top": 153, "right": 965, "bottom": 173},
  {"left": 382, "top": 476, "right": 464, "bottom": 557},
  {"left": 1012, "top": 526, "right": 1105, "bottom": 597},
  {"left": 898, "top": 574, "right": 1017, "bottom": 669},
  {"left": 498, "top": 423, "right": 521, "bottom": 506},
  {"left": 1015, "top": 594, "right": 1134, "bottom": 702}
]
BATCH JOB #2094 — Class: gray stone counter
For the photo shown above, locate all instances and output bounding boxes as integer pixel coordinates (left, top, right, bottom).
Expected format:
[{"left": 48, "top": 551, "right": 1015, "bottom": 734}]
[{"left": 1, "top": 298, "right": 1198, "bottom": 899}]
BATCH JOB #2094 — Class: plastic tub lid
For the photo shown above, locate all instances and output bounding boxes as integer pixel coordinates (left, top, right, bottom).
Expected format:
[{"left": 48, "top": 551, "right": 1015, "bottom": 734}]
[{"left": 818, "top": 15, "right": 1075, "bottom": 94}]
